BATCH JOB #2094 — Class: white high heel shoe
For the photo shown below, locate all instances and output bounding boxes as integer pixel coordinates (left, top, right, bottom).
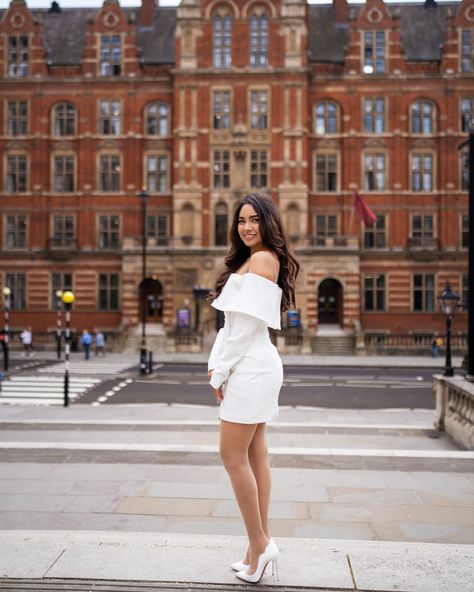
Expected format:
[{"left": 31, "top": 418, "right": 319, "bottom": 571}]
[
  {"left": 231, "top": 560, "right": 249, "bottom": 572},
  {"left": 236, "top": 539, "right": 279, "bottom": 584}
]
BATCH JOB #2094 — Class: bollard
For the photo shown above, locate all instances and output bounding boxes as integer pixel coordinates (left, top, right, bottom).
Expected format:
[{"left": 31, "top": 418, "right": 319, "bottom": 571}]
[
  {"left": 140, "top": 348, "right": 147, "bottom": 375},
  {"left": 148, "top": 350, "right": 153, "bottom": 374}
]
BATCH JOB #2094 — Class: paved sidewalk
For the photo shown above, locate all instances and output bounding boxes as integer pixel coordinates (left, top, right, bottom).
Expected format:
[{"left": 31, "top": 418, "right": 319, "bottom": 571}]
[{"left": 1, "top": 530, "right": 473, "bottom": 592}]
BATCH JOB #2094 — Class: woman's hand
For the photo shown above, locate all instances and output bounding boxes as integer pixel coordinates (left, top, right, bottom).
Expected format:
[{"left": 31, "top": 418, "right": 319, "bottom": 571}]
[{"left": 208, "top": 370, "right": 223, "bottom": 402}]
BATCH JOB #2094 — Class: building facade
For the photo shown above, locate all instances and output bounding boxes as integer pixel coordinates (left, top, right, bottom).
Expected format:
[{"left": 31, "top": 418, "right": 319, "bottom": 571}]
[{"left": 0, "top": 0, "right": 469, "bottom": 350}]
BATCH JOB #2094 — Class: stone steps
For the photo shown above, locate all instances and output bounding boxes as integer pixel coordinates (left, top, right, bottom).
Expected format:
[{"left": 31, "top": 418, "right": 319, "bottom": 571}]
[{"left": 311, "top": 335, "right": 356, "bottom": 355}]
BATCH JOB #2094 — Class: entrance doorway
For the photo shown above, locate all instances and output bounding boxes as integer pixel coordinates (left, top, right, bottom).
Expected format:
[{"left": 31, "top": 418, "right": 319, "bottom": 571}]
[
  {"left": 318, "top": 278, "right": 342, "bottom": 325},
  {"left": 140, "top": 277, "right": 163, "bottom": 322}
]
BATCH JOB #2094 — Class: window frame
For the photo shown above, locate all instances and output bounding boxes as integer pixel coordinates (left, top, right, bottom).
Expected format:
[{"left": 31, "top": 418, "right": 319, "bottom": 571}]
[
  {"left": 363, "top": 97, "right": 386, "bottom": 134},
  {"left": 363, "top": 214, "right": 387, "bottom": 249},
  {"left": 145, "top": 102, "right": 170, "bottom": 137},
  {"left": 363, "top": 152, "right": 386, "bottom": 192},
  {"left": 460, "top": 28, "right": 474, "bottom": 73},
  {"left": 52, "top": 153, "right": 76, "bottom": 194},
  {"left": 363, "top": 273, "right": 386, "bottom": 312},
  {"left": 146, "top": 212, "right": 170, "bottom": 246},
  {"left": 4, "top": 214, "right": 27, "bottom": 250},
  {"left": 212, "top": 149, "right": 231, "bottom": 189},
  {"left": 213, "top": 10, "right": 232, "bottom": 69},
  {"left": 315, "top": 151, "right": 339, "bottom": 192},
  {"left": 98, "top": 99, "right": 122, "bottom": 136},
  {"left": 314, "top": 100, "right": 339, "bottom": 136},
  {"left": 412, "top": 273, "right": 435, "bottom": 312},
  {"left": 212, "top": 89, "right": 231, "bottom": 131},
  {"left": 214, "top": 202, "right": 229, "bottom": 247},
  {"left": 145, "top": 153, "right": 169, "bottom": 194},
  {"left": 6, "top": 100, "right": 28, "bottom": 136},
  {"left": 4, "top": 272, "right": 27, "bottom": 310},
  {"left": 249, "top": 9, "right": 269, "bottom": 68},
  {"left": 99, "top": 33, "right": 122, "bottom": 77},
  {"left": 410, "top": 100, "right": 435, "bottom": 135},
  {"left": 52, "top": 103, "right": 77, "bottom": 137},
  {"left": 98, "top": 272, "right": 120, "bottom": 311},
  {"left": 6, "top": 153, "right": 28, "bottom": 194},
  {"left": 98, "top": 153, "right": 121, "bottom": 193},
  {"left": 249, "top": 87, "right": 269, "bottom": 131},
  {"left": 7, "top": 35, "right": 29, "bottom": 78},
  {"left": 51, "top": 272, "right": 73, "bottom": 311},
  {"left": 410, "top": 151, "right": 434, "bottom": 193},
  {"left": 250, "top": 149, "right": 268, "bottom": 189},
  {"left": 98, "top": 214, "right": 121, "bottom": 249},
  {"left": 362, "top": 30, "right": 386, "bottom": 74}
]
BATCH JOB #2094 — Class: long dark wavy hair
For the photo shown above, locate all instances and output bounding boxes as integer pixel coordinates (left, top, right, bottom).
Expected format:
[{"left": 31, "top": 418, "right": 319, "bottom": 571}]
[{"left": 210, "top": 192, "right": 300, "bottom": 312}]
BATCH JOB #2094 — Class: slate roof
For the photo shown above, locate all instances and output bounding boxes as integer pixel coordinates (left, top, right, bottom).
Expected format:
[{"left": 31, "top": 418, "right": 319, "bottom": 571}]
[{"left": 0, "top": 2, "right": 462, "bottom": 67}]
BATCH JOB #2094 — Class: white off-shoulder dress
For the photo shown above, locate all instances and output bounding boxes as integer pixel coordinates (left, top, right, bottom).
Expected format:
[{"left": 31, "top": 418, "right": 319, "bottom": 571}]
[{"left": 208, "top": 272, "right": 283, "bottom": 424}]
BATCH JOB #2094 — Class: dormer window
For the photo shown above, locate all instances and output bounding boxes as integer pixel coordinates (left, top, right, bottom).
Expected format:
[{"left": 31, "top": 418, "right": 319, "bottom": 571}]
[
  {"left": 250, "top": 10, "right": 268, "bottom": 67},
  {"left": 100, "top": 34, "right": 122, "bottom": 76},
  {"left": 213, "top": 11, "right": 232, "bottom": 68},
  {"left": 461, "top": 29, "right": 474, "bottom": 72},
  {"left": 363, "top": 31, "right": 385, "bottom": 74},
  {"left": 8, "top": 35, "right": 29, "bottom": 77}
]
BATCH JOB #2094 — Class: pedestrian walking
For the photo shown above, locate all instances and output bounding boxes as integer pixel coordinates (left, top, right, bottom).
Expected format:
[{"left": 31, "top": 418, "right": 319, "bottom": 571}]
[
  {"left": 207, "top": 192, "right": 299, "bottom": 584},
  {"left": 432, "top": 333, "right": 443, "bottom": 358},
  {"left": 81, "top": 329, "right": 92, "bottom": 360},
  {"left": 20, "top": 326, "right": 34, "bottom": 356},
  {"left": 94, "top": 329, "right": 105, "bottom": 356}
]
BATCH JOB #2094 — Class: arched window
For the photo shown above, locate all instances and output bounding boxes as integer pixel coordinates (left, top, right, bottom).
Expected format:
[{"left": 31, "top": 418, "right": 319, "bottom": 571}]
[
  {"left": 146, "top": 102, "right": 169, "bottom": 136},
  {"left": 315, "top": 101, "right": 338, "bottom": 135},
  {"left": 411, "top": 101, "right": 434, "bottom": 134},
  {"left": 213, "top": 12, "right": 232, "bottom": 68},
  {"left": 250, "top": 10, "right": 268, "bottom": 67},
  {"left": 286, "top": 203, "right": 299, "bottom": 241},
  {"left": 181, "top": 203, "right": 194, "bottom": 244},
  {"left": 215, "top": 202, "right": 228, "bottom": 246},
  {"left": 53, "top": 103, "right": 76, "bottom": 137}
]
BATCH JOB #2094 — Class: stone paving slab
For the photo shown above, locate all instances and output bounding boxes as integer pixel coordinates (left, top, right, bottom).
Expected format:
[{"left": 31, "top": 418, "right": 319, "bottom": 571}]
[{"left": 0, "top": 531, "right": 472, "bottom": 592}]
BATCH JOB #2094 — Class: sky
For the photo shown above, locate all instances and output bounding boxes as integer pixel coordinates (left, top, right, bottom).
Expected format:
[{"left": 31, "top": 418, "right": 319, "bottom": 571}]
[{"left": 0, "top": 0, "right": 434, "bottom": 7}]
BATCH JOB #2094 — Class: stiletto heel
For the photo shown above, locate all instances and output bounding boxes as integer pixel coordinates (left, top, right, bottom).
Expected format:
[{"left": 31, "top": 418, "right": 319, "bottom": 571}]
[
  {"left": 236, "top": 539, "right": 279, "bottom": 584},
  {"left": 272, "top": 556, "right": 279, "bottom": 580}
]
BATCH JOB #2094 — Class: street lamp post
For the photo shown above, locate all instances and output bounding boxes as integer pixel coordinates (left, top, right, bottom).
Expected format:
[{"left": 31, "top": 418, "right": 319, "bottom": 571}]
[
  {"left": 62, "top": 290, "right": 75, "bottom": 407},
  {"left": 438, "top": 281, "right": 460, "bottom": 377},
  {"left": 139, "top": 190, "right": 149, "bottom": 375},
  {"left": 55, "top": 290, "right": 63, "bottom": 360},
  {"left": 2, "top": 287, "right": 11, "bottom": 372}
]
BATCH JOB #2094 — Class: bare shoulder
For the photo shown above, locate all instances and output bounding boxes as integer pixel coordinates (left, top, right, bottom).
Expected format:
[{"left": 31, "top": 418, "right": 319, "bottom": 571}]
[{"left": 248, "top": 250, "right": 280, "bottom": 282}]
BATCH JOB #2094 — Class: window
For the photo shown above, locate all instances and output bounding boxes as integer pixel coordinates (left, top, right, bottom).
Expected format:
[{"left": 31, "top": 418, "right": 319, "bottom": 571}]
[
  {"left": 314, "top": 214, "right": 337, "bottom": 245},
  {"left": 250, "top": 150, "right": 268, "bottom": 188},
  {"left": 7, "top": 155, "right": 27, "bottom": 193},
  {"left": 98, "top": 273, "right": 119, "bottom": 310},
  {"left": 146, "top": 214, "right": 169, "bottom": 246},
  {"left": 461, "top": 98, "right": 474, "bottom": 132},
  {"left": 51, "top": 272, "right": 73, "bottom": 310},
  {"left": 411, "top": 153, "right": 433, "bottom": 192},
  {"left": 53, "top": 156, "right": 75, "bottom": 193},
  {"left": 146, "top": 155, "right": 168, "bottom": 193},
  {"left": 99, "top": 100, "right": 121, "bottom": 135},
  {"left": 5, "top": 273, "right": 26, "bottom": 310},
  {"left": 411, "top": 214, "right": 434, "bottom": 239},
  {"left": 315, "top": 101, "right": 338, "bottom": 135},
  {"left": 462, "top": 273, "right": 469, "bottom": 310},
  {"left": 364, "top": 154, "right": 385, "bottom": 191},
  {"left": 8, "top": 36, "right": 29, "bottom": 77},
  {"left": 411, "top": 101, "right": 434, "bottom": 134},
  {"left": 250, "top": 12, "right": 268, "bottom": 67},
  {"left": 363, "top": 98, "right": 385, "bottom": 133},
  {"left": 5, "top": 215, "right": 27, "bottom": 249},
  {"left": 146, "top": 103, "right": 169, "bottom": 136},
  {"left": 364, "top": 214, "right": 386, "bottom": 249},
  {"left": 100, "top": 34, "right": 121, "bottom": 76},
  {"left": 461, "top": 29, "right": 474, "bottom": 73},
  {"left": 213, "top": 91, "right": 231, "bottom": 130},
  {"left": 98, "top": 215, "right": 120, "bottom": 249},
  {"left": 213, "top": 150, "right": 230, "bottom": 188},
  {"left": 413, "top": 273, "right": 435, "bottom": 312},
  {"left": 213, "top": 12, "right": 232, "bottom": 68},
  {"left": 53, "top": 103, "right": 76, "bottom": 137},
  {"left": 364, "top": 274, "right": 385, "bottom": 311},
  {"left": 99, "top": 155, "right": 120, "bottom": 192},
  {"left": 316, "top": 154, "right": 338, "bottom": 192},
  {"left": 52, "top": 215, "right": 76, "bottom": 246},
  {"left": 461, "top": 214, "right": 469, "bottom": 248},
  {"left": 363, "top": 31, "right": 385, "bottom": 74},
  {"left": 250, "top": 90, "right": 268, "bottom": 130},
  {"left": 461, "top": 151, "right": 469, "bottom": 191},
  {"left": 7, "top": 101, "right": 27, "bottom": 136},
  {"left": 215, "top": 203, "right": 228, "bottom": 246}
]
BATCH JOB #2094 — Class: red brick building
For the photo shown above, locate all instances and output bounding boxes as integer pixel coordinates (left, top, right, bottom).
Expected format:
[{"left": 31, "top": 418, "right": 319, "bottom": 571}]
[{"left": 0, "top": 0, "right": 469, "bottom": 352}]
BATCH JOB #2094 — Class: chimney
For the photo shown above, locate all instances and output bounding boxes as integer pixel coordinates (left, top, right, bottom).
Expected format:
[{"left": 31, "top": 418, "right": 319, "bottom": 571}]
[
  {"left": 140, "top": 0, "right": 157, "bottom": 27},
  {"left": 334, "top": 0, "right": 348, "bottom": 24}
]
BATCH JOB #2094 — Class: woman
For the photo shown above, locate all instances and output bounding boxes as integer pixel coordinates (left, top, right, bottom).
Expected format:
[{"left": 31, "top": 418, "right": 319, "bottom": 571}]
[{"left": 208, "top": 192, "right": 299, "bottom": 584}]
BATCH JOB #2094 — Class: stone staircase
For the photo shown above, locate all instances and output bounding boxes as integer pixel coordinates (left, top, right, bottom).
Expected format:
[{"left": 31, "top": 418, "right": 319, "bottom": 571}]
[
  {"left": 311, "top": 333, "right": 356, "bottom": 355},
  {"left": 122, "top": 324, "right": 167, "bottom": 354}
]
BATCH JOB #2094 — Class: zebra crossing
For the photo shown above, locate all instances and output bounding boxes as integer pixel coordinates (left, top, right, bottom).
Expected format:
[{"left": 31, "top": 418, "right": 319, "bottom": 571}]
[
  {"left": 0, "top": 375, "right": 100, "bottom": 406},
  {"left": 38, "top": 356, "right": 137, "bottom": 375}
]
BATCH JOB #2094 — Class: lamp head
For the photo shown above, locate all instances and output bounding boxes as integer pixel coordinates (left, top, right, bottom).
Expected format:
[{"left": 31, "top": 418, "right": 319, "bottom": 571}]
[
  {"left": 2, "top": 287, "right": 11, "bottom": 297},
  {"left": 62, "top": 290, "right": 75, "bottom": 305},
  {"left": 56, "top": 290, "right": 63, "bottom": 299},
  {"left": 438, "top": 282, "right": 460, "bottom": 319}
]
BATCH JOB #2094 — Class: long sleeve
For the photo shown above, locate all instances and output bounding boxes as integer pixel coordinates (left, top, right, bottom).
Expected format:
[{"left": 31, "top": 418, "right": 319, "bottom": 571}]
[
  {"left": 207, "top": 325, "right": 228, "bottom": 371},
  {"left": 209, "top": 312, "right": 261, "bottom": 390}
]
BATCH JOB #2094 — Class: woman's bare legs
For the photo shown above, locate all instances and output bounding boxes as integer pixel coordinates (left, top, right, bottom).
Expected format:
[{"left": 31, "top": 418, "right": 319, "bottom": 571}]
[
  {"left": 240, "top": 422, "right": 271, "bottom": 564},
  {"left": 220, "top": 420, "right": 270, "bottom": 575}
]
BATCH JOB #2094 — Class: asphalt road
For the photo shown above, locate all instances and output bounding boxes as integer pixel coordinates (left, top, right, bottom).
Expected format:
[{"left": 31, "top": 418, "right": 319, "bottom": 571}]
[{"left": 77, "top": 364, "right": 437, "bottom": 409}]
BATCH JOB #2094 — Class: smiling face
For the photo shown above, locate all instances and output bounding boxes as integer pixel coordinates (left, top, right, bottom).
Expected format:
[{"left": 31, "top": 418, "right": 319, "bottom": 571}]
[{"left": 237, "top": 203, "right": 263, "bottom": 251}]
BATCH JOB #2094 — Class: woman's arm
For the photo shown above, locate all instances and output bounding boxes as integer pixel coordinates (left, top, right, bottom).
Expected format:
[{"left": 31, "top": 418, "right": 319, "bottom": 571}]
[{"left": 208, "top": 325, "right": 228, "bottom": 372}]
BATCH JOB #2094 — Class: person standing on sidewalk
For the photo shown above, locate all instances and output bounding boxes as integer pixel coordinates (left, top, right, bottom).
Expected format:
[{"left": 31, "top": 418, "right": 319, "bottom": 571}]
[
  {"left": 20, "top": 327, "right": 34, "bottom": 357},
  {"left": 94, "top": 329, "right": 105, "bottom": 356},
  {"left": 207, "top": 192, "right": 299, "bottom": 584},
  {"left": 81, "top": 329, "right": 92, "bottom": 360}
]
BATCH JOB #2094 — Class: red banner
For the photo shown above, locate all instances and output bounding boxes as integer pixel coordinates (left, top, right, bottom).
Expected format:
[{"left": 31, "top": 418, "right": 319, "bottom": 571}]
[{"left": 354, "top": 191, "right": 377, "bottom": 226}]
